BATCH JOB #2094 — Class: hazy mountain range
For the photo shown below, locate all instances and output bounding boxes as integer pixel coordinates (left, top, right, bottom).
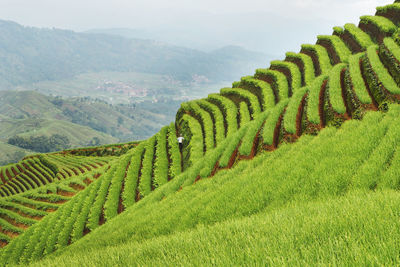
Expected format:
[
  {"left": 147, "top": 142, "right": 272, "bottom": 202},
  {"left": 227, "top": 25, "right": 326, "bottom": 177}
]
[{"left": 0, "top": 19, "right": 271, "bottom": 90}]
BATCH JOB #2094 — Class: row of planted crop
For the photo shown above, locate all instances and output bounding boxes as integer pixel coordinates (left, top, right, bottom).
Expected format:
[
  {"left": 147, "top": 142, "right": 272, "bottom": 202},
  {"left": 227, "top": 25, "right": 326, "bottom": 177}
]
[
  {"left": 4, "top": 53, "right": 400, "bottom": 259},
  {"left": 9, "top": 100, "right": 400, "bottom": 265},
  {"left": 1, "top": 4, "right": 399, "bottom": 261},
  {"left": 0, "top": 155, "right": 112, "bottom": 197},
  {"left": 0, "top": 168, "right": 105, "bottom": 247},
  {"left": 0, "top": 127, "right": 182, "bottom": 261},
  {"left": 173, "top": 11, "right": 398, "bottom": 166}
]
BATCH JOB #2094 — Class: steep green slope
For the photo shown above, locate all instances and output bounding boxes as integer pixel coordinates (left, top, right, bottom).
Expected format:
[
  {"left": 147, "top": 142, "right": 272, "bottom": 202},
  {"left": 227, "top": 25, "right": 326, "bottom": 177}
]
[
  {"left": 32, "top": 191, "right": 400, "bottom": 266},
  {"left": 26, "top": 105, "right": 400, "bottom": 266},
  {"left": 1, "top": 2, "right": 400, "bottom": 266}
]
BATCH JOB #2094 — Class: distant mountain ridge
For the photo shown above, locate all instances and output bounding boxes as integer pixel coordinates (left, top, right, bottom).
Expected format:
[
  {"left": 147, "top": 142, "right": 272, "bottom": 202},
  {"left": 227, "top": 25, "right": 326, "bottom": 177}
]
[{"left": 0, "top": 20, "right": 269, "bottom": 89}]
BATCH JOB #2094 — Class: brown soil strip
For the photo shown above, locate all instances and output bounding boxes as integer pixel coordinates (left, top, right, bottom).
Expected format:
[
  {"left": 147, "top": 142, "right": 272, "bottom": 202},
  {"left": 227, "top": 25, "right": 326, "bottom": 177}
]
[
  {"left": 5, "top": 181, "right": 20, "bottom": 194},
  {"left": 187, "top": 110, "right": 207, "bottom": 155},
  {"left": 16, "top": 175, "right": 34, "bottom": 191},
  {"left": 69, "top": 168, "right": 79, "bottom": 176},
  {"left": 194, "top": 175, "right": 201, "bottom": 184},
  {"left": 58, "top": 170, "right": 66, "bottom": 179},
  {"left": 0, "top": 227, "right": 19, "bottom": 239},
  {"left": 254, "top": 73, "right": 279, "bottom": 104},
  {"left": 69, "top": 183, "right": 85, "bottom": 191},
  {"left": 16, "top": 165, "right": 24, "bottom": 172},
  {"left": 240, "top": 128, "right": 262, "bottom": 160},
  {"left": 0, "top": 240, "right": 8, "bottom": 248},
  {"left": 99, "top": 207, "right": 105, "bottom": 226},
  {"left": 83, "top": 226, "right": 90, "bottom": 236},
  {"left": 358, "top": 22, "right": 385, "bottom": 44},
  {"left": 166, "top": 130, "right": 173, "bottom": 181},
  {"left": 0, "top": 172, "right": 6, "bottom": 184},
  {"left": 360, "top": 57, "right": 381, "bottom": 108},
  {"left": 46, "top": 208, "right": 57, "bottom": 212},
  {"left": 340, "top": 68, "right": 352, "bottom": 117},
  {"left": 210, "top": 162, "right": 220, "bottom": 177},
  {"left": 118, "top": 161, "right": 131, "bottom": 214},
  {"left": 0, "top": 215, "right": 29, "bottom": 229},
  {"left": 206, "top": 98, "right": 229, "bottom": 137},
  {"left": 340, "top": 31, "right": 363, "bottom": 53},
  {"left": 32, "top": 198, "right": 67, "bottom": 204},
  {"left": 296, "top": 92, "right": 309, "bottom": 137},
  {"left": 227, "top": 146, "right": 239, "bottom": 169},
  {"left": 5, "top": 169, "right": 13, "bottom": 180},
  {"left": 285, "top": 56, "right": 306, "bottom": 87},
  {"left": 3, "top": 206, "right": 43, "bottom": 220},
  {"left": 57, "top": 190, "right": 75, "bottom": 197},
  {"left": 318, "top": 79, "right": 329, "bottom": 127},
  {"left": 83, "top": 178, "right": 93, "bottom": 185},
  {"left": 29, "top": 163, "right": 52, "bottom": 183},
  {"left": 317, "top": 39, "right": 340, "bottom": 65},
  {"left": 150, "top": 141, "right": 157, "bottom": 191},
  {"left": 135, "top": 149, "right": 145, "bottom": 202},
  {"left": 22, "top": 163, "right": 46, "bottom": 186},
  {"left": 300, "top": 49, "right": 320, "bottom": 77},
  {"left": 376, "top": 9, "right": 400, "bottom": 26},
  {"left": 273, "top": 111, "right": 285, "bottom": 148},
  {"left": 11, "top": 167, "right": 18, "bottom": 176},
  {"left": 88, "top": 163, "right": 98, "bottom": 169},
  {"left": 270, "top": 65, "right": 294, "bottom": 97}
]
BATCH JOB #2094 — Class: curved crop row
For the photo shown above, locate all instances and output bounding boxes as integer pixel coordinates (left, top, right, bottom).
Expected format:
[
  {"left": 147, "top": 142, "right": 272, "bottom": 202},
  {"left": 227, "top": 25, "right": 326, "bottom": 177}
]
[
  {"left": 196, "top": 100, "right": 225, "bottom": 146},
  {"left": 348, "top": 52, "right": 373, "bottom": 105},
  {"left": 178, "top": 114, "right": 204, "bottom": 170},
  {"left": 327, "top": 63, "right": 348, "bottom": 114},
  {"left": 153, "top": 126, "right": 169, "bottom": 188},
  {"left": 317, "top": 35, "right": 352, "bottom": 64},
  {"left": 253, "top": 69, "right": 289, "bottom": 101},
  {"left": 301, "top": 44, "right": 332, "bottom": 76},
  {"left": 207, "top": 94, "right": 238, "bottom": 137},
  {"left": 359, "top": 15, "right": 397, "bottom": 43},
  {"left": 263, "top": 99, "right": 290, "bottom": 147},
  {"left": 220, "top": 88, "right": 261, "bottom": 119},
  {"left": 237, "top": 76, "right": 276, "bottom": 110},
  {"left": 283, "top": 87, "right": 309, "bottom": 135},
  {"left": 239, "top": 101, "right": 251, "bottom": 126},
  {"left": 270, "top": 60, "right": 302, "bottom": 95},
  {"left": 306, "top": 75, "right": 329, "bottom": 125},
  {"left": 285, "top": 52, "right": 315, "bottom": 86}
]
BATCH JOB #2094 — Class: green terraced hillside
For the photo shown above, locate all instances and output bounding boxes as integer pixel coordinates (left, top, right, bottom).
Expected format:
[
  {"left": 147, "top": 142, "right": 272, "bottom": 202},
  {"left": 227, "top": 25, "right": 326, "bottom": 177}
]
[{"left": 2, "top": 1, "right": 400, "bottom": 266}]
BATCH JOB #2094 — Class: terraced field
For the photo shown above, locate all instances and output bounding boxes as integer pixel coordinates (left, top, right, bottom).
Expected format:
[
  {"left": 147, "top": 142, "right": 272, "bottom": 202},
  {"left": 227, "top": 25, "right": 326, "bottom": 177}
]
[{"left": 2, "top": 2, "right": 400, "bottom": 265}]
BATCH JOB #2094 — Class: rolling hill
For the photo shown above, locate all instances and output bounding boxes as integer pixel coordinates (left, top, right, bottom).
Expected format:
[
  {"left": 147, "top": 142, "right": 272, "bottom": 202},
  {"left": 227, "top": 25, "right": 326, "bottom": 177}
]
[
  {"left": 1, "top": 1, "right": 400, "bottom": 266},
  {"left": 0, "top": 19, "right": 267, "bottom": 89}
]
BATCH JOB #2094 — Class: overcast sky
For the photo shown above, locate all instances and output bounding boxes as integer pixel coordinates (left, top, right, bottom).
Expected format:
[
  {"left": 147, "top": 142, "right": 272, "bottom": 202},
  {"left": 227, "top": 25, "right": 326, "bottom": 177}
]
[{"left": 0, "top": 0, "right": 394, "bottom": 55}]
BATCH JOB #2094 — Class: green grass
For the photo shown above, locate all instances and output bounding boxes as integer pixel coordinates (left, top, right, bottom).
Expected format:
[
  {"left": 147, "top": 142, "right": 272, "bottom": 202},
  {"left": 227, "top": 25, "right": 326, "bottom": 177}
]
[
  {"left": 19, "top": 106, "right": 400, "bottom": 266},
  {"left": 3, "top": 3, "right": 400, "bottom": 266},
  {"left": 31, "top": 190, "right": 400, "bottom": 266}
]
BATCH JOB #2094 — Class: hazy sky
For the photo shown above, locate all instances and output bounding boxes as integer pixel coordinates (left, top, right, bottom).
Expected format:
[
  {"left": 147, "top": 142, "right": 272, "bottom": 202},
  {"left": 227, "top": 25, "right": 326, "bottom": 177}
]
[{"left": 0, "top": 0, "right": 394, "bottom": 55}]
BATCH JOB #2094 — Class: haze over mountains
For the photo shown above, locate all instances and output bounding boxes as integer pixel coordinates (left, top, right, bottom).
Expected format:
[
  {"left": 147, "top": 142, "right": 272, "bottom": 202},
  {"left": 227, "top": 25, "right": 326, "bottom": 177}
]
[
  {"left": 0, "top": 19, "right": 270, "bottom": 90},
  {"left": 0, "top": 19, "right": 272, "bottom": 165}
]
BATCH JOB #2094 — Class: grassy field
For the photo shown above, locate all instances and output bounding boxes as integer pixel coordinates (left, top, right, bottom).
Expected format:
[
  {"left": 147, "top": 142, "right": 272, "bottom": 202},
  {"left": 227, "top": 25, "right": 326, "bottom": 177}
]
[
  {"left": 27, "top": 106, "right": 400, "bottom": 266},
  {"left": 1, "top": 2, "right": 400, "bottom": 266}
]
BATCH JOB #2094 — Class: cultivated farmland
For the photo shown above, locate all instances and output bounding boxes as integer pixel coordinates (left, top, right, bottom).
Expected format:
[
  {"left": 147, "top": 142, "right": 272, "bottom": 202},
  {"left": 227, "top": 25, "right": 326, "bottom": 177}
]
[{"left": 2, "top": 2, "right": 400, "bottom": 266}]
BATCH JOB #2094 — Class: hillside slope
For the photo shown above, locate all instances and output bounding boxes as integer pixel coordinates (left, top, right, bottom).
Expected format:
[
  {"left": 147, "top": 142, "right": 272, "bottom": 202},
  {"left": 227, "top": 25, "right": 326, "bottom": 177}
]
[
  {"left": 1, "top": 1, "right": 400, "bottom": 266},
  {"left": 25, "top": 105, "right": 400, "bottom": 265},
  {"left": 0, "top": 20, "right": 267, "bottom": 88}
]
